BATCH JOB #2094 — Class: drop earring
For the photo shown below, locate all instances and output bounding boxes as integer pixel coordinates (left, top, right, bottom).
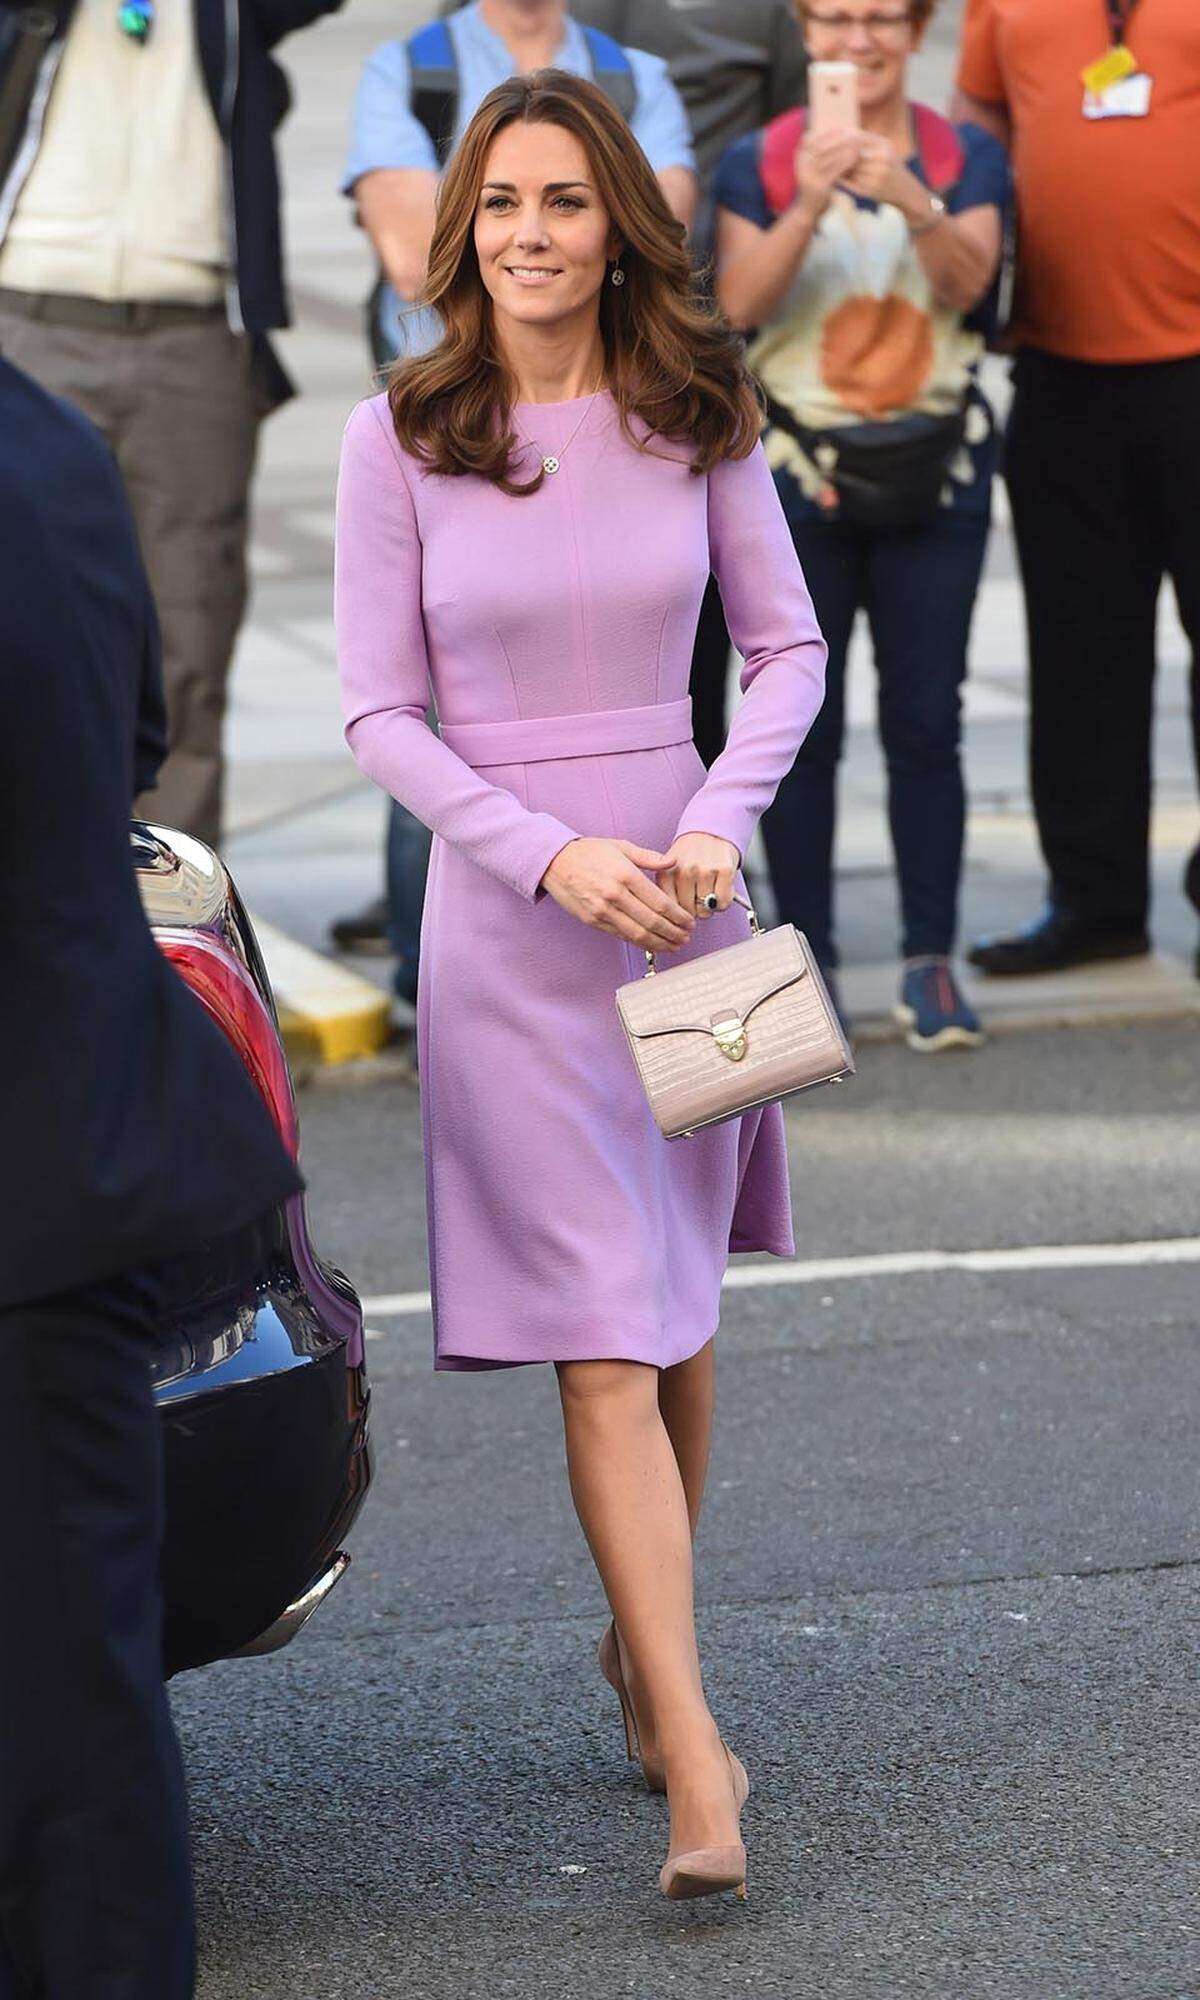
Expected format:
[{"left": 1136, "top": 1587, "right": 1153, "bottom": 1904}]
[{"left": 611, "top": 258, "right": 626, "bottom": 287}]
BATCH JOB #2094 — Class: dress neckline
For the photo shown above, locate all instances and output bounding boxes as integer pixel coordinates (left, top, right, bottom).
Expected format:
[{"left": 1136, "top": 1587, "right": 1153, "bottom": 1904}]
[{"left": 513, "top": 390, "right": 613, "bottom": 412}]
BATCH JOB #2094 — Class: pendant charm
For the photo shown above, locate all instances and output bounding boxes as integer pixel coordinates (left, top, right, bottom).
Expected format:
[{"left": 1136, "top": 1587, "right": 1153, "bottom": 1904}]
[
  {"left": 118, "top": 0, "right": 155, "bottom": 37},
  {"left": 542, "top": 455, "right": 560, "bottom": 475}
]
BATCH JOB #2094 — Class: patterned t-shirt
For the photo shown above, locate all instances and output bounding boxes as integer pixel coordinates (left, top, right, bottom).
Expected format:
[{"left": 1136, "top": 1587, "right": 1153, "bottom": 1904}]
[{"left": 714, "top": 108, "right": 1011, "bottom": 501}]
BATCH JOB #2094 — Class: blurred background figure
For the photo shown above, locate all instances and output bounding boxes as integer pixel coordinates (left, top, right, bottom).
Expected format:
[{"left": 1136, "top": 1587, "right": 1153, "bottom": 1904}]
[
  {"left": 348, "top": 0, "right": 695, "bottom": 366},
  {"left": 331, "top": 0, "right": 696, "bottom": 993},
  {"left": 954, "top": 0, "right": 1200, "bottom": 979},
  {"left": 0, "top": 357, "right": 299, "bottom": 2000},
  {"left": 714, "top": 0, "right": 1009, "bottom": 1051},
  {"left": 570, "top": 2, "right": 808, "bottom": 279},
  {"left": 0, "top": 0, "right": 343, "bottom": 849},
  {"left": 571, "top": 0, "right": 810, "bottom": 780}
]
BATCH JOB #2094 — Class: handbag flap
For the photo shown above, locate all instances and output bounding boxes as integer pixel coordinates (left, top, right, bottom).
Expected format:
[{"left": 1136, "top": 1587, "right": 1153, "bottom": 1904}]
[{"left": 617, "top": 926, "right": 808, "bottom": 1041}]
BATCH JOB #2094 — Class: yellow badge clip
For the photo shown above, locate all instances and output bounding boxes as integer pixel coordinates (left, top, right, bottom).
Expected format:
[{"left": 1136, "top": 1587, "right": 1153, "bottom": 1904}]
[{"left": 1081, "top": 43, "right": 1138, "bottom": 95}]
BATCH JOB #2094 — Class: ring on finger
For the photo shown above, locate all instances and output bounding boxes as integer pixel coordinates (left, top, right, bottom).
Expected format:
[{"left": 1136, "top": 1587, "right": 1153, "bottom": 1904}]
[{"left": 702, "top": 892, "right": 719, "bottom": 913}]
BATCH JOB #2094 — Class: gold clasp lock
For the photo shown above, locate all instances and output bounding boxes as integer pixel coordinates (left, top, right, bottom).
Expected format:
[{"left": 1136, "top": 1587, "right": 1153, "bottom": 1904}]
[{"left": 711, "top": 1013, "right": 747, "bottom": 1062}]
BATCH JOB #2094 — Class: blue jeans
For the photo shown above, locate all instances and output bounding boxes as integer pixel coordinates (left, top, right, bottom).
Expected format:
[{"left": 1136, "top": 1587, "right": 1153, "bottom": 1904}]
[
  {"left": 762, "top": 444, "right": 993, "bottom": 967},
  {"left": 386, "top": 800, "right": 432, "bottom": 1005}
]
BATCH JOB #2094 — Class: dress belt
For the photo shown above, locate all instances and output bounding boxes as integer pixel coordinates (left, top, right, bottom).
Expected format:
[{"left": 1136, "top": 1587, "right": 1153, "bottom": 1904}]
[{"left": 439, "top": 697, "right": 694, "bottom": 769}]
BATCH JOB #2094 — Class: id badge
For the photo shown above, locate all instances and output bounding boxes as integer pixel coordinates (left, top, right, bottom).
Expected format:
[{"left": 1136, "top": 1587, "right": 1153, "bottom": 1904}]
[
  {"left": 1081, "top": 44, "right": 1152, "bottom": 119},
  {"left": 1082, "top": 69, "right": 1153, "bottom": 118}
]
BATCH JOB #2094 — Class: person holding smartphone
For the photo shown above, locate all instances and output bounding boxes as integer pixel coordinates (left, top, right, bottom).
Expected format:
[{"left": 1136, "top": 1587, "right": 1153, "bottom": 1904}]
[{"left": 713, "top": 1, "right": 1011, "bottom": 1051}]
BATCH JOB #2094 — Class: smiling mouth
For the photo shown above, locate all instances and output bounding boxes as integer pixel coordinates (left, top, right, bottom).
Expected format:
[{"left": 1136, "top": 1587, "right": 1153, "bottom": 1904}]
[{"left": 505, "top": 267, "right": 562, "bottom": 282}]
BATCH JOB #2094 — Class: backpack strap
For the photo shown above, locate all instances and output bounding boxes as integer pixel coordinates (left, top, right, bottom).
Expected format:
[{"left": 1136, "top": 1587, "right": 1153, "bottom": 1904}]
[
  {"left": 910, "top": 103, "right": 965, "bottom": 193},
  {"left": 759, "top": 102, "right": 964, "bottom": 219},
  {"left": 759, "top": 106, "right": 806, "bottom": 219},
  {"left": 407, "top": 18, "right": 459, "bottom": 168},
  {"left": 406, "top": 19, "right": 639, "bottom": 166},
  {"left": 580, "top": 24, "right": 637, "bottom": 123}
]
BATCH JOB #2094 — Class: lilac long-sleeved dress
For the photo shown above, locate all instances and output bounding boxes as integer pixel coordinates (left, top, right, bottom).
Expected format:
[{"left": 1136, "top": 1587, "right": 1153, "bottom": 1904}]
[{"left": 335, "top": 391, "right": 826, "bottom": 1371}]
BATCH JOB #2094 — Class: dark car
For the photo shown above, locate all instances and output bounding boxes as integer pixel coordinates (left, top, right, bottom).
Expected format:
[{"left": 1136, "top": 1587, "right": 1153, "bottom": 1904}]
[{"left": 133, "top": 821, "right": 372, "bottom": 1676}]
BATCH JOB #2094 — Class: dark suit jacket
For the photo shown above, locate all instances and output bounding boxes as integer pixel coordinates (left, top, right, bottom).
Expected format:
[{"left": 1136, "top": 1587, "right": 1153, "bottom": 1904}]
[
  {"left": 0, "top": 358, "right": 301, "bottom": 1311},
  {"left": 0, "top": 0, "right": 344, "bottom": 332}
]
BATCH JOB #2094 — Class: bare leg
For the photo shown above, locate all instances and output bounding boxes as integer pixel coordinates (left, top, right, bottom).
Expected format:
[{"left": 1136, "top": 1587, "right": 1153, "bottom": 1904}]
[
  {"left": 557, "top": 1358, "right": 741, "bottom": 1859},
  {"left": 607, "top": 1339, "right": 716, "bottom": 1767},
  {"left": 658, "top": 1338, "right": 715, "bottom": 1539}
]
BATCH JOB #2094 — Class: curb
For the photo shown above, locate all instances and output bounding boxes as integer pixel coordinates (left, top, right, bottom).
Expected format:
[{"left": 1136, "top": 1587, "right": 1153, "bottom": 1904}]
[
  {"left": 250, "top": 915, "right": 392, "bottom": 1068},
  {"left": 252, "top": 918, "right": 1200, "bottom": 1073}
]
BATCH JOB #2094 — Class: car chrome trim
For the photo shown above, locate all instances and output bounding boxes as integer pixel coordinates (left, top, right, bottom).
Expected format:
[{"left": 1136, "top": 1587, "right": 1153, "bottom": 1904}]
[{"left": 230, "top": 1552, "right": 351, "bottom": 1659}]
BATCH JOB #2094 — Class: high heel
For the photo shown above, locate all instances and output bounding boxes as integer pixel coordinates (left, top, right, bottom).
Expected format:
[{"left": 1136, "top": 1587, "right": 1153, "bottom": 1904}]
[
  {"left": 597, "top": 1622, "right": 666, "bottom": 1793},
  {"left": 659, "top": 1743, "right": 750, "bottom": 1902}
]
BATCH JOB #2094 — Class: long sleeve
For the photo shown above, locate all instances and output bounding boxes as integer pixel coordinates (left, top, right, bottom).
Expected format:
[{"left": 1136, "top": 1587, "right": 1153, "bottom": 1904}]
[
  {"left": 335, "top": 401, "right": 581, "bottom": 902},
  {"left": 673, "top": 440, "right": 827, "bottom": 862}
]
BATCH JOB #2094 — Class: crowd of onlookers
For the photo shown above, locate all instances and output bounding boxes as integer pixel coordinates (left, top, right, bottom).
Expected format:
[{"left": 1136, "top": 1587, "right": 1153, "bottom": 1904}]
[
  {"left": 2, "top": 5, "right": 1198, "bottom": 1991},
  {"left": 1, "top": 0, "right": 1197, "bottom": 1050}
]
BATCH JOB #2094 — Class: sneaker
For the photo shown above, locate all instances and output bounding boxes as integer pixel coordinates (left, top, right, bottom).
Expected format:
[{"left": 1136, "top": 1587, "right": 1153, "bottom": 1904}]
[
  {"left": 329, "top": 895, "right": 390, "bottom": 956},
  {"left": 894, "top": 958, "right": 985, "bottom": 1053}
]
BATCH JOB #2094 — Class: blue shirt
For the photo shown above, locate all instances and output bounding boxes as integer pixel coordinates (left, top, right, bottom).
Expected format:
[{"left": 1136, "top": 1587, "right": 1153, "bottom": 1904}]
[{"left": 346, "top": 2, "right": 696, "bottom": 358}]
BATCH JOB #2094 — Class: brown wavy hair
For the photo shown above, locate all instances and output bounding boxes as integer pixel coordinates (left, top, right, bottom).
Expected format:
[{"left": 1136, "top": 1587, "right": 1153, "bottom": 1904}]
[{"left": 386, "top": 68, "right": 763, "bottom": 495}]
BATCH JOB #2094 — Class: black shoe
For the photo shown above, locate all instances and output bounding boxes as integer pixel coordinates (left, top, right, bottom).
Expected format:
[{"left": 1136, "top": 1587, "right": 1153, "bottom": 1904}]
[
  {"left": 966, "top": 906, "right": 1150, "bottom": 978},
  {"left": 1183, "top": 851, "right": 1200, "bottom": 980},
  {"left": 329, "top": 895, "right": 390, "bottom": 956}
]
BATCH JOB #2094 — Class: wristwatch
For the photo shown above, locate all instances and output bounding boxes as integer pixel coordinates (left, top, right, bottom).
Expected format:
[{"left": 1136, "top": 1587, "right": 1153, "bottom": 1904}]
[{"left": 909, "top": 194, "right": 947, "bottom": 238}]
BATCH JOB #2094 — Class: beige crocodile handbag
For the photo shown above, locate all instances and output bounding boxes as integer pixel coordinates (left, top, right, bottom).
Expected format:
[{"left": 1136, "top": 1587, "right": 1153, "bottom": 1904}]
[{"left": 615, "top": 895, "right": 855, "bottom": 1140}]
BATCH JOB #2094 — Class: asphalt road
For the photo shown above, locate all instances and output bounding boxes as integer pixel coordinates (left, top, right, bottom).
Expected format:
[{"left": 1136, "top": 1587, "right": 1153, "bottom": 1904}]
[{"left": 173, "top": 1021, "right": 1200, "bottom": 2000}]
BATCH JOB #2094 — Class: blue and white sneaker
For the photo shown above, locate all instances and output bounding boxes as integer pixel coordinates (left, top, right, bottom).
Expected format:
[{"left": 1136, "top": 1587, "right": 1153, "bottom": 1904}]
[{"left": 894, "top": 957, "right": 985, "bottom": 1053}]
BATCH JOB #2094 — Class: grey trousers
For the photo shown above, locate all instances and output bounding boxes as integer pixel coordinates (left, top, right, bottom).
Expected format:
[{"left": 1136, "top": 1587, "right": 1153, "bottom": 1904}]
[{"left": 0, "top": 310, "right": 271, "bottom": 847}]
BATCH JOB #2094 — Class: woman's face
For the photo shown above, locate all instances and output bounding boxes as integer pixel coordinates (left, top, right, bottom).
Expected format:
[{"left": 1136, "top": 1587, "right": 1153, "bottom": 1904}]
[
  {"left": 801, "top": 4, "right": 920, "bottom": 116},
  {"left": 473, "top": 120, "right": 620, "bottom": 335}
]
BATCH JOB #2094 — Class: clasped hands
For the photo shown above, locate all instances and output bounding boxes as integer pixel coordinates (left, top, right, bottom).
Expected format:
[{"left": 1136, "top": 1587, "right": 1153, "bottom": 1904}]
[
  {"left": 541, "top": 831, "right": 740, "bottom": 954},
  {"left": 796, "top": 126, "right": 925, "bottom": 222}
]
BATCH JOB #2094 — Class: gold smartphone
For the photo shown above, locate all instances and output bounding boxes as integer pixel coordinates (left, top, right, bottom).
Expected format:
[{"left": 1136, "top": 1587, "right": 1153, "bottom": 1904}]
[{"left": 808, "top": 61, "right": 860, "bottom": 133}]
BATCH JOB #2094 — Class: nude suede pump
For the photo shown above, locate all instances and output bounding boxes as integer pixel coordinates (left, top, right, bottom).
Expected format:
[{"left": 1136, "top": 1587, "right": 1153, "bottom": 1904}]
[{"left": 659, "top": 1743, "right": 750, "bottom": 1903}]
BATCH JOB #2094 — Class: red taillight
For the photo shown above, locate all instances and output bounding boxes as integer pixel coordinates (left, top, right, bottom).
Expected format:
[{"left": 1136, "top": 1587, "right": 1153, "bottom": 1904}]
[{"left": 156, "top": 929, "right": 299, "bottom": 1159}]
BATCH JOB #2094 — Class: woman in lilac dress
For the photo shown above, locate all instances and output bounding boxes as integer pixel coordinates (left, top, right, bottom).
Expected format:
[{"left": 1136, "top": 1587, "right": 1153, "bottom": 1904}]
[{"left": 335, "top": 69, "right": 826, "bottom": 1901}]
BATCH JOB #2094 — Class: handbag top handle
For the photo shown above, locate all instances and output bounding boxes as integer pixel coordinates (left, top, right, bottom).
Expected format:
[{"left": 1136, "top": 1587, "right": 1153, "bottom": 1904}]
[{"left": 644, "top": 892, "right": 761, "bottom": 976}]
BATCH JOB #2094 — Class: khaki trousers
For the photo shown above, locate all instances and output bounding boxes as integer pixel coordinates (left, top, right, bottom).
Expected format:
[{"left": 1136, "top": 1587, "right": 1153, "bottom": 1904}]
[{"left": 0, "top": 310, "right": 271, "bottom": 847}]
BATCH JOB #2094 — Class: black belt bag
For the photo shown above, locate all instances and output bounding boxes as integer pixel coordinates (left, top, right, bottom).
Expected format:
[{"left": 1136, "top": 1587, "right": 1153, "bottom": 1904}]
[{"left": 763, "top": 393, "right": 968, "bottom": 532}]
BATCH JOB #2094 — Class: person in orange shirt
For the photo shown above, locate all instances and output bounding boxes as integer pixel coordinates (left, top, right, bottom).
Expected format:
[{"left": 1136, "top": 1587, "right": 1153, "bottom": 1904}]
[{"left": 953, "top": 0, "right": 1200, "bottom": 976}]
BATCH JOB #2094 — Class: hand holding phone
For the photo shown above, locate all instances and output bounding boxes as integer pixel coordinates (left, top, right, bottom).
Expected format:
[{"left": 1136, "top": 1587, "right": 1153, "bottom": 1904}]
[{"left": 795, "top": 64, "right": 862, "bottom": 218}]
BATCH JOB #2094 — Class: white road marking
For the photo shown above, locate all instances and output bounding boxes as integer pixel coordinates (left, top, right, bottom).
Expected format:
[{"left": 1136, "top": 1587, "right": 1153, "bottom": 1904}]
[{"left": 359, "top": 1235, "right": 1200, "bottom": 1323}]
